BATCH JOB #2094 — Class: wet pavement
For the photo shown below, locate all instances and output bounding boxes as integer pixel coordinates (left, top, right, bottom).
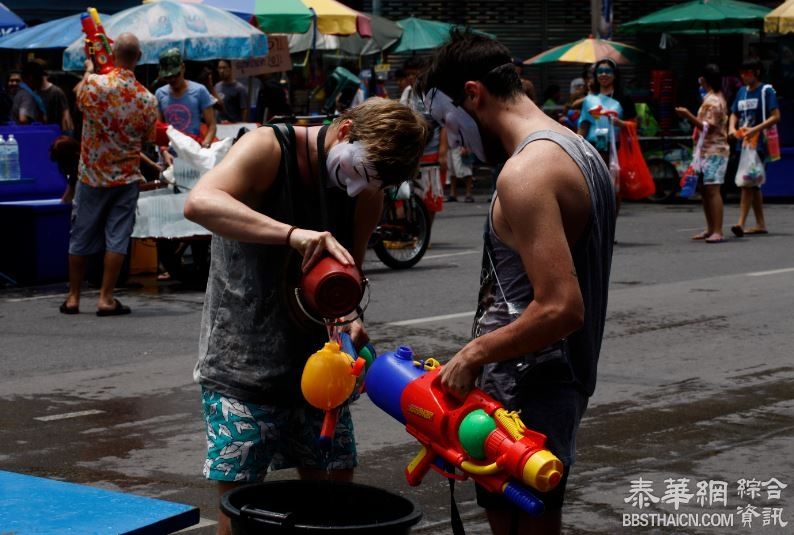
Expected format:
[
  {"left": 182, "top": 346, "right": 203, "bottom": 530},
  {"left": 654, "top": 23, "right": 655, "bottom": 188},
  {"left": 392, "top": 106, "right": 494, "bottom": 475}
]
[{"left": 1, "top": 200, "right": 793, "bottom": 534}]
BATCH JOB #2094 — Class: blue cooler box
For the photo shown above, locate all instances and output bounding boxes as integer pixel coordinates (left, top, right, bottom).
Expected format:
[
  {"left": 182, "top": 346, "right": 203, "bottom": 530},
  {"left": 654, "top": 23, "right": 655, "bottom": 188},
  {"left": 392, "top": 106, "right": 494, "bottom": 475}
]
[{"left": 0, "top": 198, "right": 70, "bottom": 285}]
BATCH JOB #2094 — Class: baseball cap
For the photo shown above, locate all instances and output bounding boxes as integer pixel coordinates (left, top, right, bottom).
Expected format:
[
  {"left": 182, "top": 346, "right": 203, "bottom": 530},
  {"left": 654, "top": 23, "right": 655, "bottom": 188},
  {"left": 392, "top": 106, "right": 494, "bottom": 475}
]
[{"left": 158, "top": 48, "right": 183, "bottom": 79}]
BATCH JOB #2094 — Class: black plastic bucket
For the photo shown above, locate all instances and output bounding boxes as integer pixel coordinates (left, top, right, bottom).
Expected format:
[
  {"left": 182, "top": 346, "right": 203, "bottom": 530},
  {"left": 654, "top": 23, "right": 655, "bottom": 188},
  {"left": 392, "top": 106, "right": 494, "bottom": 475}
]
[{"left": 221, "top": 480, "right": 422, "bottom": 534}]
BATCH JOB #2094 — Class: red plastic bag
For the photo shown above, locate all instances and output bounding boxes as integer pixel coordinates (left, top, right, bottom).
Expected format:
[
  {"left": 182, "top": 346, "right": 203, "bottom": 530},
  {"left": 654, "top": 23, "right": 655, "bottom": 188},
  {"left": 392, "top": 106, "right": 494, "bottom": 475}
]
[{"left": 617, "top": 121, "right": 655, "bottom": 200}]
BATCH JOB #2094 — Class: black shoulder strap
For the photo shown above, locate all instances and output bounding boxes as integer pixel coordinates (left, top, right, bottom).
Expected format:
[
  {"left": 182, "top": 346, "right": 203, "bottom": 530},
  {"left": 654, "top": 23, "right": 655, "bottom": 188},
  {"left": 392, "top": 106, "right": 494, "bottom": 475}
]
[{"left": 265, "top": 123, "right": 297, "bottom": 225}]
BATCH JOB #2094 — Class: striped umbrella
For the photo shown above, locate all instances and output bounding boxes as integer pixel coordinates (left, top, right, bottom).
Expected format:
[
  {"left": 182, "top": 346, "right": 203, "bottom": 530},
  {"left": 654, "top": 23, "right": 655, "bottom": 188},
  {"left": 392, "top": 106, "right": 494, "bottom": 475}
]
[{"left": 524, "top": 37, "right": 646, "bottom": 65}]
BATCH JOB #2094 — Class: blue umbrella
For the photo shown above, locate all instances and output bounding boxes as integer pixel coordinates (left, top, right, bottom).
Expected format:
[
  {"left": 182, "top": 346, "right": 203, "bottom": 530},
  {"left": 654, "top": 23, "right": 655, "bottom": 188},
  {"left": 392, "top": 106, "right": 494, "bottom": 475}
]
[
  {"left": 63, "top": 0, "right": 268, "bottom": 71},
  {"left": 0, "top": 13, "right": 109, "bottom": 49},
  {"left": 0, "top": 2, "right": 26, "bottom": 36}
]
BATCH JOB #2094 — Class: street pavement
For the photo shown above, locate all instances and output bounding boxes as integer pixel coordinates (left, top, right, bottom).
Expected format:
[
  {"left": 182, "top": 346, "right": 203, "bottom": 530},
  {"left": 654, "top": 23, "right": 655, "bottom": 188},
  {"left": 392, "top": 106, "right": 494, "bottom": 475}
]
[{"left": 1, "top": 197, "right": 792, "bottom": 534}]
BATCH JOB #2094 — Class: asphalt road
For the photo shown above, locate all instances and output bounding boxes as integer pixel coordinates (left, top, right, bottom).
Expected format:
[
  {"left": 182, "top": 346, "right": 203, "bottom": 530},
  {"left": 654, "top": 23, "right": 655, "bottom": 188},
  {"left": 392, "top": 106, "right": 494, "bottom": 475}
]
[{"left": 1, "top": 197, "right": 792, "bottom": 534}]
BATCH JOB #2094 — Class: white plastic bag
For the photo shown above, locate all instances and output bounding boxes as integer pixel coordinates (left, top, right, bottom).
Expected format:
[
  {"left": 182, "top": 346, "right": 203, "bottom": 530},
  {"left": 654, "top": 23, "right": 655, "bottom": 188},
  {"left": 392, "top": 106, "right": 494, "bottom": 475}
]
[
  {"left": 166, "top": 125, "right": 233, "bottom": 175},
  {"left": 735, "top": 142, "right": 766, "bottom": 188}
]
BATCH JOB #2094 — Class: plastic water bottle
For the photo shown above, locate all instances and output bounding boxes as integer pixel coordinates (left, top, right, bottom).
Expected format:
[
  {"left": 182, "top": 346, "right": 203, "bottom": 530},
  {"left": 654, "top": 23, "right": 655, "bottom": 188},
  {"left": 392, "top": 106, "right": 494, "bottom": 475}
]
[
  {"left": 6, "top": 134, "right": 20, "bottom": 179},
  {"left": 0, "top": 135, "right": 6, "bottom": 180}
]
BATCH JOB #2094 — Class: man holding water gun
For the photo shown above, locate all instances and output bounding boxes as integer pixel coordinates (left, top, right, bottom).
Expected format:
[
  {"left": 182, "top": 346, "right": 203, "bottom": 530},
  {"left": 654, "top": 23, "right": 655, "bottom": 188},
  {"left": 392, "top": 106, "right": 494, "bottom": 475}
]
[
  {"left": 184, "top": 98, "right": 427, "bottom": 535},
  {"left": 422, "top": 32, "right": 615, "bottom": 534}
]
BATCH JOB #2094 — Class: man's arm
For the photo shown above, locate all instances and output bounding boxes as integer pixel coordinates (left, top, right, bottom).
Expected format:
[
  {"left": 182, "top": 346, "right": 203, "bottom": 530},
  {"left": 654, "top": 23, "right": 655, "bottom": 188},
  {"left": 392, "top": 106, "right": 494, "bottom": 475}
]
[
  {"left": 201, "top": 105, "right": 216, "bottom": 147},
  {"left": 728, "top": 112, "right": 738, "bottom": 138},
  {"left": 350, "top": 187, "right": 383, "bottom": 267},
  {"left": 184, "top": 127, "right": 354, "bottom": 269},
  {"left": 440, "top": 151, "right": 586, "bottom": 396}
]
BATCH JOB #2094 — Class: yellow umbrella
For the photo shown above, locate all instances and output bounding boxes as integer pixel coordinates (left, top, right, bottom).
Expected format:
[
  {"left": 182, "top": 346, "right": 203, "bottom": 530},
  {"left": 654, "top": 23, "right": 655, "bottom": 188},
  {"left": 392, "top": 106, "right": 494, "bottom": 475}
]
[
  {"left": 302, "top": 0, "right": 372, "bottom": 37},
  {"left": 765, "top": 0, "right": 794, "bottom": 33}
]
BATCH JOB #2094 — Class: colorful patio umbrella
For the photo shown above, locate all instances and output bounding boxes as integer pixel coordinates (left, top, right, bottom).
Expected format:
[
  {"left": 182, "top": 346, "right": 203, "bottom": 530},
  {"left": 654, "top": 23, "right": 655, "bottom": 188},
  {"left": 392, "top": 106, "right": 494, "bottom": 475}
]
[
  {"left": 392, "top": 16, "right": 492, "bottom": 54},
  {"left": 765, "top": 0, "right": 794, "bottom": 34},
  {"left": 144, "top": 0, "right": 314, "bottom": 34},
  {"left": 524, "top": 37, "right": 647, "bottom": 65},
  {"left": 303, "top": 0, "right": 371, "bottom": 37},
  {"left": 148, "top": 0, "right": 371, "bottom": 36},
  {"left": 62, "top": 1, "right": 268, "bottom": 71},
  {"left": 0, "top": 2, "right": 26, "bottom": 36},
  {"left": 619, "top": 0, "right": 771, "bottom": 34},
  {"left": 288, "top": 13, "right": 401, "bottom": 56},
  {"left": 0, "top": 12, "right": 108, "bottom": 49}
]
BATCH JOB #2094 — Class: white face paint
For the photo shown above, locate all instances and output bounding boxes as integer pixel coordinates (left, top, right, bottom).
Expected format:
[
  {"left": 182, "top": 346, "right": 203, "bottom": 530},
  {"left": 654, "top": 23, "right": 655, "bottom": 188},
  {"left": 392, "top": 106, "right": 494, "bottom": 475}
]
[
  {"left": 424, "top": 88, "right": 486, "bottom": 163},
  {"left": 326, "top": 140, "right": 381, "bottom": 197}
]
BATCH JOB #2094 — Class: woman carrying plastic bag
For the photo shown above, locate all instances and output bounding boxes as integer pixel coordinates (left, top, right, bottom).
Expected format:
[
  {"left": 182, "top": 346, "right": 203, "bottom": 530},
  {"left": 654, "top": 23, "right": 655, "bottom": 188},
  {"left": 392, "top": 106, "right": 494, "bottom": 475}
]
[
  {"left": 675, "top": 64, "right": 730, "bottom": 243},
  {"left": 728, "top": 59, "right": 781, "bottom": 237}
]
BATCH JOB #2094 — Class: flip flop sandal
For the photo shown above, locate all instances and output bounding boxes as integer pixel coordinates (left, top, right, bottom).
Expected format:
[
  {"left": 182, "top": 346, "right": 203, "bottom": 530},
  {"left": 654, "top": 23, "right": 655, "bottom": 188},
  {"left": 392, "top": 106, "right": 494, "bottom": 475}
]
[
  {"left": 705, "top": 235, "right": 725, "bottom": 243},
  {"left": 59, "top": 301, "right": 79, "bottom": 315},
  {"left": 691, "top": 231, "right": 711, "bottom": 240},
  {"left": 730, "top": 225, "right": 745, "bottom": 238},
  {"left": 745, "top": 228, "right": 769, "bottom": 235},
  {"left": 96, "top": 299, "right": 131, "bottom": 317}
]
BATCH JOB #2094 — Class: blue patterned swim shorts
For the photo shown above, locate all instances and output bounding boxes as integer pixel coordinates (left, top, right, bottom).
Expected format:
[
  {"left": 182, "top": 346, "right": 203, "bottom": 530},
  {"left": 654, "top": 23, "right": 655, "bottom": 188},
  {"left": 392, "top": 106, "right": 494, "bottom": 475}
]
[{"left": 201, "top": 388, "right": 357, "bottom": 482}]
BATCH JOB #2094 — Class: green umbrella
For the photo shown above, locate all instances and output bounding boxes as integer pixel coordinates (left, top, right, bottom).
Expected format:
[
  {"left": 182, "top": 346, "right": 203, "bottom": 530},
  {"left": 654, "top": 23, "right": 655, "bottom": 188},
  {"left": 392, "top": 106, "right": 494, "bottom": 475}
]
[
  {"left": 619, "top": 0, "right": 771, "bottom": 34},
  {"left": 392, "top": 16, "right": 493, "bottom": 53},
  {"left": 340, "top": 13, "right": 403, "bottom": 55},
  {"left": 252, "top": 0, "right": 314, "bottom": 34}
]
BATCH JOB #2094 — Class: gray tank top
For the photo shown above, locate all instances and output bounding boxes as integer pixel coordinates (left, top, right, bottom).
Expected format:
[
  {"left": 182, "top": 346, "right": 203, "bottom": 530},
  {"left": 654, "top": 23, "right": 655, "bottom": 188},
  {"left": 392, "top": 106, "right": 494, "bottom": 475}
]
[{"left": 474, "top": 130, "right": 615, "bottom": 403}]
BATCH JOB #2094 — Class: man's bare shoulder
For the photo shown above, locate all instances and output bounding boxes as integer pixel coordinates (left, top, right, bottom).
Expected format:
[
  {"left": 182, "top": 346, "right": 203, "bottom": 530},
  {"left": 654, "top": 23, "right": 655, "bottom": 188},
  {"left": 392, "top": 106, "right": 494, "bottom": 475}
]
[
  {"left": 500, "top": 135, "right": 585, "bottom": 194},
  {"left": 231, "top": 125, "right": 280, "bottom": 161}
]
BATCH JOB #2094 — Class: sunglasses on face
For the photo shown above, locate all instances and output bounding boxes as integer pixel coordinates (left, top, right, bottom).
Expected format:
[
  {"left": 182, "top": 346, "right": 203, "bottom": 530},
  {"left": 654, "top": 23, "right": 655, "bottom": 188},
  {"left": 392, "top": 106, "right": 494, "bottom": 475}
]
[{"left": 596, "top": 68, "right": 614, "bottom": 76}]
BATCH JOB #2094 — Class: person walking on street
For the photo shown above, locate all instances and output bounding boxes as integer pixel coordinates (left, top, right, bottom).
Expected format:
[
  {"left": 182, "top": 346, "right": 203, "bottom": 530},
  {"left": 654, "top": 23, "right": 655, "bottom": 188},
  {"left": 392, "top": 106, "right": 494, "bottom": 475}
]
[
  {"left": 60, "top": 33, "right": 158, "bottom": 316},
  {"left": 423, "top": 32, "right": 615, "bottom": 535},
  {"left": 675, "top": 64, "right": 730, "bottom": 243},
  {"left": 183, "top": 97, "right": 427, "bottom": 535},
  {"left": 577, "top": 58, "right": 636, "bottom": 217},
  {"left": 728, "top": 59, "right": 780, "bottom": 237}
]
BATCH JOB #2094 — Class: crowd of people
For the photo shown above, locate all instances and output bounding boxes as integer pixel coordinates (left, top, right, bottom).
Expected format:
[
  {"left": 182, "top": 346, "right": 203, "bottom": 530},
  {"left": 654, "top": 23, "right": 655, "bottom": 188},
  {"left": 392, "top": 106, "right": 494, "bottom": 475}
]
[{"left": 0, "top": 25, "right": 784, "bottom": 535}]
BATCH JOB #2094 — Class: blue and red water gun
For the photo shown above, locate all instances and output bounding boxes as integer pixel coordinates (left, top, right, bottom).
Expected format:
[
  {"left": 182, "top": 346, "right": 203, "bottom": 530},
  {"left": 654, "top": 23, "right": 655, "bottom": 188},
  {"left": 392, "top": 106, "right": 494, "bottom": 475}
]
[{"left": 364, "top": 345, "right": 563, "bottom": 517}]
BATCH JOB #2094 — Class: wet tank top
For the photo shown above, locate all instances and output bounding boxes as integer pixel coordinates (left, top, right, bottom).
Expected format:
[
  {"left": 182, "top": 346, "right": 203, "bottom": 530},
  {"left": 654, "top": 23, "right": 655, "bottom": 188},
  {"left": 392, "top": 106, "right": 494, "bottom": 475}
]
[
  {"left": 194, "top": 124, "right": 357, "bottom": 406},
  {"left": 474, "top": 130, "right": 615, "bottom": 403}
]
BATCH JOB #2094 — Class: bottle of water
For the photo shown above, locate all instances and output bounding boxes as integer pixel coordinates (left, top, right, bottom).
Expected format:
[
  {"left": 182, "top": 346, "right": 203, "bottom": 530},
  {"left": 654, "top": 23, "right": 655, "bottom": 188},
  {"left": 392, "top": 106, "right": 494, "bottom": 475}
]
[
  {"left": 6, "top": 134, "right": 20, "bottom": 180},
  {"left": 0, "top": 135, "right": 6, "bottom": 180}
]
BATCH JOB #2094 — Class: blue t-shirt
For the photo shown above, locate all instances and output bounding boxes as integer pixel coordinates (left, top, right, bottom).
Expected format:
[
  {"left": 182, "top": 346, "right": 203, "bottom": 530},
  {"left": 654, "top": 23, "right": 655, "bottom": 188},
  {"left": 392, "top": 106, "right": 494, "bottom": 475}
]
[
  {"left": 730, "top": 84, "right": 778, "bottom": 153},
  {"left": 578, "top": 93, "right": 623, "bottom": 152},
  {"left": 155, "top": 80, "right": 216, "bottom": 136}
]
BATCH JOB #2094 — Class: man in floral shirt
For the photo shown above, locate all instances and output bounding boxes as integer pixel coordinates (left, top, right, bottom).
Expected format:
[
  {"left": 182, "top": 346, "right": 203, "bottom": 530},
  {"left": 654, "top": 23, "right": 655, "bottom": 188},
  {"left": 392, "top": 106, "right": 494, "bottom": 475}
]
[{"left": 60, "top": 33, "right": 158, "bottom": 317}]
